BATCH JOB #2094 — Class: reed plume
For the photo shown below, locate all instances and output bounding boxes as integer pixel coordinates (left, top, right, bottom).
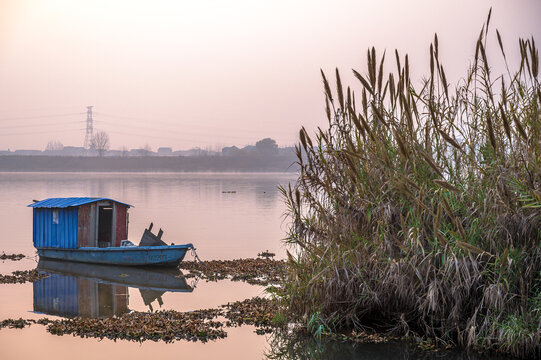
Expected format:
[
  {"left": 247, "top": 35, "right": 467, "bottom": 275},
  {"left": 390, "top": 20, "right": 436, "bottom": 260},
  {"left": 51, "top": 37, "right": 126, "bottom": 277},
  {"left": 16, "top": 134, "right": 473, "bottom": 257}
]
[{"left": 280, "top": 11, "right": 541, "bottom": 358}]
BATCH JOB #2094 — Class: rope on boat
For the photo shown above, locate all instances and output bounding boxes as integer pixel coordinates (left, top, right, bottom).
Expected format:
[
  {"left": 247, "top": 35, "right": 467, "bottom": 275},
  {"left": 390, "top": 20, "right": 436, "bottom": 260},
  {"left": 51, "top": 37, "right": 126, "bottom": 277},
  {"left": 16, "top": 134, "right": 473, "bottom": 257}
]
[
  {"left": 189, "top": 276, "right": 200, "bottom": 289},
  {"left": 190, "top": 246, "right": 205, "bottom": 264},
  {"left": 187, "top": 247, "right": 204, "bottom": 287},
  {"left": 18, "top": 254, "right": 38, "bottom": 263}
]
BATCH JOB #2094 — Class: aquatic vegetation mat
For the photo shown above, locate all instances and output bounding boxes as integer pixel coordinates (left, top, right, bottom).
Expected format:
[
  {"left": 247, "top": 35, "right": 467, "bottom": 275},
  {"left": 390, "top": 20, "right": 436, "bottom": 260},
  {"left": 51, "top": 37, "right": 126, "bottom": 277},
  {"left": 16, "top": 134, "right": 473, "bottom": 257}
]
[
  {"left": 0, "top": 269, "right": 48, "bottom": 284},
  {"left": 223, "top": 297, "right": 279, "bottom": 329},
  {"left": 0, "top": 253, "right": 25, "bottom": 261},
  {"left": 180, "top": 258, "right": 286, "bottom": 285},
  {"left": 0, "top": 297, "right": 280, "bottom": 343},
  {"left": 0, "top": 318, "right": 51, "bottom": 329},
  {"left": 47, "top": 309, "right": 227, "bottom": 342},
  {"left": 280, "top": 11, "right": 541, "bottom": 359},
  {"left": 0, "top": 318, "right": 32, "bottom": 329}
]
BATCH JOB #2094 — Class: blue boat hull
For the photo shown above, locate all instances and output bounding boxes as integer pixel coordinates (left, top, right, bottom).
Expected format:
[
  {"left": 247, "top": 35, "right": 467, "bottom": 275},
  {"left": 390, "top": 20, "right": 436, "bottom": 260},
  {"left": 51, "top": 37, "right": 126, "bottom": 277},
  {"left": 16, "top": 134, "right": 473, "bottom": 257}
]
[
  {"left": 37, "top": 259, "right": 193, "bottom": 291},
  {"left": 37, "top": 244, "right": 194, "bottom": 267}
]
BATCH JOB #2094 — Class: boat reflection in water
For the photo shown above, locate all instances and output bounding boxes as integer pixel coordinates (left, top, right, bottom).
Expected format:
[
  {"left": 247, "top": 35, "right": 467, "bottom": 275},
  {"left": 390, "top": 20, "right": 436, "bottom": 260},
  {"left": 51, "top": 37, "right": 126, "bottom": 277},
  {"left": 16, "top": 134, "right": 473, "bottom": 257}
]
[{"left": 34, "top": 259, "right": 193, "bottom": 318}]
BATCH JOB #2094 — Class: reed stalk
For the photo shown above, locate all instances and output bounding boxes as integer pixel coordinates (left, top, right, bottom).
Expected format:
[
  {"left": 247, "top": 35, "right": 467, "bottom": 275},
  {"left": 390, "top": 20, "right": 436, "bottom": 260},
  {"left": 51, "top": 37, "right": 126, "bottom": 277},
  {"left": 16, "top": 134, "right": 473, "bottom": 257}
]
[{"left": 280, "top": 11, "right": 541, "bottom": 358}]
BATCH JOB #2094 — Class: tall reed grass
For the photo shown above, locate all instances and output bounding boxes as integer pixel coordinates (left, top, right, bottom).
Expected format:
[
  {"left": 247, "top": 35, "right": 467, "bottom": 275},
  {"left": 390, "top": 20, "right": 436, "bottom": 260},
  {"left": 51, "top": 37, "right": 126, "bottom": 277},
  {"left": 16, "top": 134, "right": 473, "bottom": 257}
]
[{"left": 281, "top": 11, "right": 540, "bottom": 358}]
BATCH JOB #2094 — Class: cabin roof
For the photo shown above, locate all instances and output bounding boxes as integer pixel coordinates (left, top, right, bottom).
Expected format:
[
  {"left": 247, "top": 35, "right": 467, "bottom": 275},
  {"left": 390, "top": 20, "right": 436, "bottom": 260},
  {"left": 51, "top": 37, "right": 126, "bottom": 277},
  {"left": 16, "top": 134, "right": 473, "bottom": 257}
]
[{"left": 28, "top": 197, "right": 133, "bottom": 208}]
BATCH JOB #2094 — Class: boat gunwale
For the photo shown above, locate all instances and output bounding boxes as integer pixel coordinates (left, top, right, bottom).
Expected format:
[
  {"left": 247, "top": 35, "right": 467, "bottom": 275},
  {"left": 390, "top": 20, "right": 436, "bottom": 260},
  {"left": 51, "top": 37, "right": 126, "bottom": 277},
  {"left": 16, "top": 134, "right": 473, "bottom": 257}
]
[
  {"left": 36, "top": 244, "right": 194, "bottom": 252},
  {"left": 36, "top": 268, "right": 194, "bottom": 293}
]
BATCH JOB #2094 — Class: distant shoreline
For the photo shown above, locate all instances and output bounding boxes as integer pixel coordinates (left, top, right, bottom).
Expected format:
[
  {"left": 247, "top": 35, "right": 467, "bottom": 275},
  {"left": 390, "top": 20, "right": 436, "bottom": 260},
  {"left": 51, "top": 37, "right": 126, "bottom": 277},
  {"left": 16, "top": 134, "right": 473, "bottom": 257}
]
[{"left": 0, "top": 155, "right": 299, "bottom": 173}]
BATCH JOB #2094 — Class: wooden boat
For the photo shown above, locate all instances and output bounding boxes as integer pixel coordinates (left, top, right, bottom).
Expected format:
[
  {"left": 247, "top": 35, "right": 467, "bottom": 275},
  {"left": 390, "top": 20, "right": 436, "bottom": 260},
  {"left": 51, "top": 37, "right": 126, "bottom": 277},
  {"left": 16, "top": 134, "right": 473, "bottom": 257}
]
[
  {"left": 37, "top": 244, "right": 193, "bottom": 267},
  {"left": 29, "top": 197, "right": 194, "bottom": 267},
  {"left": 37, "top": 259, "right": 193, "bottom": 292},
  {"left": 35, "top": 259, "right": 193, "bottom": 318}
]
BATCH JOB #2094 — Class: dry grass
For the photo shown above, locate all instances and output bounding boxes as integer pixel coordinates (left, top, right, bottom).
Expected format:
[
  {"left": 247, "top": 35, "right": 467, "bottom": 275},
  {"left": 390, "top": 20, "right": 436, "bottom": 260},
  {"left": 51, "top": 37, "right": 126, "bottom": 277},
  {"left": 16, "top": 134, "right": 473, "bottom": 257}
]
[{"left": 280, "top": 11, "right": 540, "bottom": 358}]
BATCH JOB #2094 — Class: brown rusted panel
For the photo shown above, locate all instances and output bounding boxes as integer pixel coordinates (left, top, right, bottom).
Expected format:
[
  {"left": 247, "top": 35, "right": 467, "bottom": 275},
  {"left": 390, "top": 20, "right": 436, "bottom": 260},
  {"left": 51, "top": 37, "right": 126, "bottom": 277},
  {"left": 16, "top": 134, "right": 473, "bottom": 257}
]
[
  {"left": 115, "top": 204, "right": 128, "bottom": 246},
  {"left": 78, "top": 278, "right": 92, "bottom": 317},
  {"left": 113, "top": 285, "right": 129, "bottom": 315},
  {"left": 77, "top": 204, "right": 91, "bottom": 247}
]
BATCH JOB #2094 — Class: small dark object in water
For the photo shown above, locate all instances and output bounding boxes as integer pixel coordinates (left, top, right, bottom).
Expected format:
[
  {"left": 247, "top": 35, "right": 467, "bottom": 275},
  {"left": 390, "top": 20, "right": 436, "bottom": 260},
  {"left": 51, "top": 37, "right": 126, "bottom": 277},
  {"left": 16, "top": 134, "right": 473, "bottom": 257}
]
[
  {"left": 258, "top": 250, "right": 275, "bottom": 259},
  {"left": 0, "top": 253, "right": 25, "bottom": 261}
]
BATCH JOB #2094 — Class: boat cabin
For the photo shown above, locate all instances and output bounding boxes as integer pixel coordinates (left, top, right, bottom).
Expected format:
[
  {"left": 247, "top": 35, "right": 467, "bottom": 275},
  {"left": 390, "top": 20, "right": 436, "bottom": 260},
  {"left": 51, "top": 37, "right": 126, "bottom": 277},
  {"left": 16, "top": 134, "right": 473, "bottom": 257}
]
[
  {"left": 34, "top": 270, "right": 129, "bottom": 318},
  {"left": 29, "top": 197, "right": 132, "bottom": 249}
]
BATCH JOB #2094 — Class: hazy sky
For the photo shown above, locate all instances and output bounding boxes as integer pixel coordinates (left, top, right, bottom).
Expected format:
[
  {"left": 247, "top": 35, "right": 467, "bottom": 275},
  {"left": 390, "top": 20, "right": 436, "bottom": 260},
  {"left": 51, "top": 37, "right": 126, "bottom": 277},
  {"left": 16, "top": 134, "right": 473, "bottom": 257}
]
[{"left": 0, "top": 0, "right": 540, "bottom": 151}]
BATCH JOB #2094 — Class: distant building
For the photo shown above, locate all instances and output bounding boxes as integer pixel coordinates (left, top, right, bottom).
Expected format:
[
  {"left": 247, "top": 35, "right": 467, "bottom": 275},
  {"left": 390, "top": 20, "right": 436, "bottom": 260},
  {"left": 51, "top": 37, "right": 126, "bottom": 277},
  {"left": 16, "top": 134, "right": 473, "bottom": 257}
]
[
  {"left": 174, "top": 148, "right": 208, "bottom": 157},
  {"left": 105, "top": 150, "right": 122, "bottom": 157},
  {"left": 222, "top": 146, "right": 241, "bottom": 156},
  {"left": 61, "top": 146, "right": 86, "bottom": 156},
  {"left": 157, "top": 147, "right": 172, "bottom": 155},
  {"left": 242, "top": 145, "right": 256, "bottom": 152},
  {"left": 43, "top": 150, "right": 63, "bottom": 156},
  {"left": 129, "top": 148, "right": 154, "bottom": 156},
  {"left": 278, "top": 146, "right": 295, "bottom": 155},
  {"left": 14, "top": 150, "right": 42, "bottom": 155},
  {"left": 129, "top": 149, "right": 143, "bottom": 156}
]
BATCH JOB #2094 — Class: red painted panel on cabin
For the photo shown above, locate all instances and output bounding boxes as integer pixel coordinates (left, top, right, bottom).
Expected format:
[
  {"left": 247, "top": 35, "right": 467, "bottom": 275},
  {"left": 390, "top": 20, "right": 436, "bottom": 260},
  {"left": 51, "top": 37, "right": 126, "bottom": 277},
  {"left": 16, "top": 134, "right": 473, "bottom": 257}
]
[
  {"left": 113, "top": 285, "right": 129, "bottom": 314},
  {"left": 78, "top": 278, "right": 92, "bottom": 317},
  {"left": 115, "top": 204, "right": 128, "bottom": 246},
  {"left": 78, "top": 204, "right": 91, "bottom": 247}
]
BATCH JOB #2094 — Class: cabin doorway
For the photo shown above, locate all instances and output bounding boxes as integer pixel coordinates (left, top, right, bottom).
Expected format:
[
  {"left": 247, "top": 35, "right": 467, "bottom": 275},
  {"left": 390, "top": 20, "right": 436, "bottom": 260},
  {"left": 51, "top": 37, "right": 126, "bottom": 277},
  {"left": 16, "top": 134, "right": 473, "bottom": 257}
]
[
  {"left": 97, "top": 283, "right": 114, "bottom": 317},
  {"left": 98, "top": 206, "right": 113, "bottom": 247}
]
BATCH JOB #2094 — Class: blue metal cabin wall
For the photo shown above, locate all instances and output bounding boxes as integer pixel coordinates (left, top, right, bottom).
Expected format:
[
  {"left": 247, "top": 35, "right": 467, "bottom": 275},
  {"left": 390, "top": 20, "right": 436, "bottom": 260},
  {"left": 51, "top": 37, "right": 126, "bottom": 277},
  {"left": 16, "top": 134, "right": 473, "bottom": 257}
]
[
  {"left": 33, "top": 273, "right": 79, "bottom": 317},
  {"left": 33, "top": 208, "right": 79, "bottom": 249}
]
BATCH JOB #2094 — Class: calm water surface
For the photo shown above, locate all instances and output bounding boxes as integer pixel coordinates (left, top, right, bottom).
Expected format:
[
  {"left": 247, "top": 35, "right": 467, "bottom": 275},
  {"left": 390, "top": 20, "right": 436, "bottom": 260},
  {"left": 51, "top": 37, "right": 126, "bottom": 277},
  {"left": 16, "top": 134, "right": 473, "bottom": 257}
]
[
  {"left": 0, "top": 172, "right": 294, "bottom": 260},
  {"left": 0, "top": 172, "right": 511, "bottom": 359},
  {"left": 0, "top": 172, "right": 292, "bottom": 360}
]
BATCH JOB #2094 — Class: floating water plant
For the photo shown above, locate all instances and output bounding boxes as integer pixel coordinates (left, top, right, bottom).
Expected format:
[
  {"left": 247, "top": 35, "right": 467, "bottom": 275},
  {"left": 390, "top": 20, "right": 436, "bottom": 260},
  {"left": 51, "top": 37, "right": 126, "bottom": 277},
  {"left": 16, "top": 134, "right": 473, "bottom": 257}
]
[
  {"left": 180, "top": 258, "right": 286, "bottom": 285},
  {"left": 0, "top": 297, "right": 280, "bottom": 343},
  {"left": 0, "top": 253, "right": 25, "bottom": 261},
  {"left": 0, "top": 269, "right": 48, "bottom": 284}
]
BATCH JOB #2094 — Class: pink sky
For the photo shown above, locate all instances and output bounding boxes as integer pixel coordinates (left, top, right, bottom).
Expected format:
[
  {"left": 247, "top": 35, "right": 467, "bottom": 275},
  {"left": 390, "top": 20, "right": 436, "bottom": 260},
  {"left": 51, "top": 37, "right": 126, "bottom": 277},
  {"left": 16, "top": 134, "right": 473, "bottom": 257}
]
[{"left": 0, "top": 0, "right": 540, "bottom": 151}]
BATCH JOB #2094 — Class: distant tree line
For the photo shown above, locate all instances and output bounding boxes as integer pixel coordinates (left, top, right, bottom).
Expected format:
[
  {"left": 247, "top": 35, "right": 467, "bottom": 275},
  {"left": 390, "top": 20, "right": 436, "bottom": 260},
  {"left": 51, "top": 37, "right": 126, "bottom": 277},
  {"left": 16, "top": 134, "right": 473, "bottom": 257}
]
[
  {"left": 1, "top": 134, "right": 291, "bottom": 159},
  {"left": 0, "top": 152, "right": 299, "bottom": 172}
]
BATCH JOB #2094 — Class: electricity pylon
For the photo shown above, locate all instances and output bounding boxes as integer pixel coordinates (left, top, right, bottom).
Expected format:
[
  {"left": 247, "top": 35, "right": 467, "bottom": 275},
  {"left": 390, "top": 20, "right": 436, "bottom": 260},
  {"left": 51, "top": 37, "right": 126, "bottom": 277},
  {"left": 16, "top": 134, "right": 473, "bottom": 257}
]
[{"left": 83, "top": 106, "right": 94, "bottom": 149}]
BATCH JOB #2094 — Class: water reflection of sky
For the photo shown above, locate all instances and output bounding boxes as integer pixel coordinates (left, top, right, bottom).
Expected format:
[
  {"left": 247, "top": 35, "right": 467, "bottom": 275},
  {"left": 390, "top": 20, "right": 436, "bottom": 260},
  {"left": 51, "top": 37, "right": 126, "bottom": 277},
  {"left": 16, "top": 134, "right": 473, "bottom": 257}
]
[
  {"left": 0, "top": 173, "right": 501, "bottom": 360},
  {"left": 33, "top": 260, "right": 195, "bottom": 318},
  {"left": 0, "top": 172, "right": 297, "bottom": 259}
]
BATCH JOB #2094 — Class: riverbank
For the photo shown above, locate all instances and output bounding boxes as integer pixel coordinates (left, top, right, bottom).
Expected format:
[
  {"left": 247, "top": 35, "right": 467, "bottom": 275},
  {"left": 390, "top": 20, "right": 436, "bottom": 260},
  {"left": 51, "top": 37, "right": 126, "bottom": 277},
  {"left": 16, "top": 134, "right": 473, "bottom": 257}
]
[{"left": 0, "top": 154, "right": 298, "bottom": 172}]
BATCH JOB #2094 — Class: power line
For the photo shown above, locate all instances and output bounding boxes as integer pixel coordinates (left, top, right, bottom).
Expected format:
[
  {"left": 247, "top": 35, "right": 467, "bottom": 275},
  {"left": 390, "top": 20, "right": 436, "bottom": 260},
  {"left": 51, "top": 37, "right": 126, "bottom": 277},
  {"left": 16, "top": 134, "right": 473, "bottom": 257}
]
[
  {"left": 0, "top": 128, "right": 84, "bottom": 136},
  {"left": 0, "top": 120, "right": 84, "bottom": 130},
  {"left": 0, "top": 113, "right": 85, "bottom": 123},
  {"left": 94, "top": 112, "right": 294, "bottom": 136},
  {"left": 0, "top": 108, "right": 297, "bottom": 146},
  {"left": 93, "top": 120, "right": 291, "bottom": 142}
]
